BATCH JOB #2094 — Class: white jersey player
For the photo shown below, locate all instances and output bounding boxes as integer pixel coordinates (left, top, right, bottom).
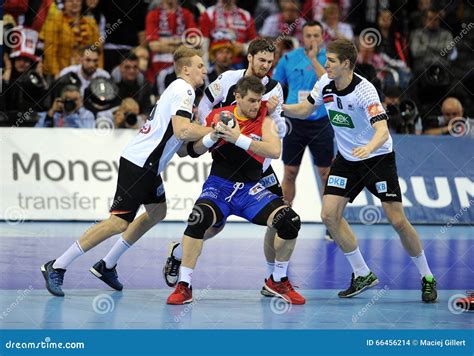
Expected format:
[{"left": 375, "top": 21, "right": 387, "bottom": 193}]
[
  {"left": 284, "top": 39, "right": 437, "bottom": 303},
  {"left": 41, "top": 47, "right": 212, "bottom": 297}
]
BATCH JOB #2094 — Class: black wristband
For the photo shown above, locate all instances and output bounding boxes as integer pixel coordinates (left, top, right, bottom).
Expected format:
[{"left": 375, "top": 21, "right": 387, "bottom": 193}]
[{"left": 187, "top": 141, "right": 200, "bottom": 158}]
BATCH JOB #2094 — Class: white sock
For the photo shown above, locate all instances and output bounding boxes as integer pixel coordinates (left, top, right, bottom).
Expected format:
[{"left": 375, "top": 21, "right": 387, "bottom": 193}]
[
  {"left": 411, "top": 250, "right": 433, "bottom": 278},
  {"left": 53, "top": 241, "right": 84, "bottom": 269},
  {"left": 172, "top": 243, "right": 183, "bottom": 260},
  {"left": 266, "top": 262, "right": 275, "bottom": 278},
  {"left": 344, "top": 247, "right": 371, "bottom": 277},
  {"left": 179, "top": 266, "right": 193, "bottom": 286},
  {"left": 272, "top": 260, "right": 289, "bottom": 281},
  {"left": 103, "top": 237, "right": 131, "bottom": 269}
]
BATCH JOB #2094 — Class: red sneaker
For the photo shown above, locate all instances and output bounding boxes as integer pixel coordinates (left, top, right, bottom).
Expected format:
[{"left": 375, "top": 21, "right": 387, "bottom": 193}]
[
  {"left": 167, "top": 282, "right": 193, "bottom": 305},
  {"left": 264, "top": 276, "right": 305, "bottom": 305}
]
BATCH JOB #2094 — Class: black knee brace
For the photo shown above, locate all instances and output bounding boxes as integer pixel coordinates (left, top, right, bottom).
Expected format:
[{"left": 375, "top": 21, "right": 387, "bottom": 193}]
[
  {"left": 272, "top": 207, "right": 301, "bottom": 240},
  {"left": 184, "top": 204, "right": 215, "bottom": 239}
]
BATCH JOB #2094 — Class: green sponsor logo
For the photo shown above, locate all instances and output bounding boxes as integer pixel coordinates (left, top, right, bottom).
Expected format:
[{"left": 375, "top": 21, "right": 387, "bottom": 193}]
[{"left": 328, "top": 110, "right": 354, "bottom": 128}]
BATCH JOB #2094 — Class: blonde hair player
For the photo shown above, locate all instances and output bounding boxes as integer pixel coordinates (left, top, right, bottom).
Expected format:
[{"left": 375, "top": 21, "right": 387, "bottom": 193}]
[{"left": 41, "top": 46, "right": 210, "bottom": 297}]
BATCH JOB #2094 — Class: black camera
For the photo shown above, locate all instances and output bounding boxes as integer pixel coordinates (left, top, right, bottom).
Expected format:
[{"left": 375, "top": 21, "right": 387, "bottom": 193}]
[
  {"left": 386, "top": 100, "right": 419, "bottom": 134},
  {"left": 63, "top": 99, "right": 77, "bottom": 113},
  {"left": 119, "top": 112, "right": 138, "bottom": 128}
]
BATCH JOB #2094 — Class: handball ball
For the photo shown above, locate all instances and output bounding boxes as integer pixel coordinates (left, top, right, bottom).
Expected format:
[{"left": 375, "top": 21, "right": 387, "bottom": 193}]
[{"left": 219, "top": 111, "right": 236, "bottom": 128}]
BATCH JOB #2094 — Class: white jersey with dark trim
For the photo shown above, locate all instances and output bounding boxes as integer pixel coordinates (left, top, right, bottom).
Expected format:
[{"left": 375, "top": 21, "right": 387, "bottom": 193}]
[
  {"left": 198, "top": 69, "right": 286, "bottom": 138},
  {"left": 308, "top": 73, "right": 392, "bottom": 161},
  {"left": 121, "top": 78, "right": 195, "bottom": 173}
]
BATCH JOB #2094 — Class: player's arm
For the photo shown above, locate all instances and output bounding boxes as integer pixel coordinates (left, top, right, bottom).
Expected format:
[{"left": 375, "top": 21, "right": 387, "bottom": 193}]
[
  {"left": 283, "top": 79, "right": 323, "bottom": 119},
  {"left": 352, "top": 120, "right": 389, "bottom": 159},
  {"left": 198, "top": 77, "right": 225, "bottom": 124},
  {"left": 172, "top": 115, "right": 213, "bottom": 142},
  {"left": 216, "top": 116, "right": 281, "bottom": 159},
  {"left": 352, "top": 85, "right": 390, "bottom": 159}
]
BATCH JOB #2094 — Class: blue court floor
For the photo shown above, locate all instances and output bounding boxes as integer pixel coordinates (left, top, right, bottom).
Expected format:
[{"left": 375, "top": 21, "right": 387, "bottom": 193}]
[{"left": 0, "top": 222, "right": 472, "bottom": 329}]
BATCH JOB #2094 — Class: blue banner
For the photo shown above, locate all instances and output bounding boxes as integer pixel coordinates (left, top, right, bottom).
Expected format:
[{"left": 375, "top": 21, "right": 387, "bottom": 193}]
[
  {"left": 344, "top": 135, "right": 473, "bottom": 225},
  {"left": 0, "top": 329, "right": 473, "bottom": 355}
]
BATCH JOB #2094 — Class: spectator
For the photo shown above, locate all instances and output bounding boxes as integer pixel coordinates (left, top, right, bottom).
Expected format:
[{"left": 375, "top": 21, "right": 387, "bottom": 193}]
[
  {"left": 35, "top": 85, "right": 95, "bottom": 128},
  {"left": 409, "top": 0, "right": 432, "bottom": 31},
  {"left": 200, "top": 0, "right": 257, "bottom": 66},
  {"left": 58, "top": 46, "right": 110, "bottom": 95},
  {"left": 303, "top": 0, "right": 350, "bottom": 22},
  {"left": 112, "top": 98, "right": 143, "bottom": 129},
  {"left": 145, "top": 0, "right": 196, "bottom": 83},
  {"left": 409, "top": 8, "right": 454, "bottom": 73},
  {"left": 383, "top": 86, "right": 422, "bottom": 135},
  {"left": 424, "top": 97, "right": 472, "bottom": 137},
  {"left": 2, "top": 27, "right": 48, "bottom": 116},
  {"left": 355, "top": 41, "right": 383, "bottom": 92},
  {"left": 272, "top": 21, "right": 334, "bottom": 220},
  {"left": 40, "top": 0, "right": 101, "bottom": 77},
  {"left": 253, "top": 0, "right": 279, "bottom": 31},
  {"left": 97, "top": 0, "right": 148, "bottom": 72},
  {"left": 260, "top": 0, "right": 306, "bottom": 45},
  {"left": 207, "top": 38, "right": 236, "bottom": 82},
  {"left": 321, "top": 3, "right": 354, "bottom": 44},
  {"left": 96, "top": 97, "right": 144, "bottom": 129},
  {"left": 376, "top": 9, "right": 411, "bottom": 88},
  {"left": 133, "top": 46, "right": 151, "bottom": 79},
  {"left": 82, "top": 0, "right": 106, "bottom": 30},
  {"left": 111, "top": 53, "right": 154, "bottom": 115}
]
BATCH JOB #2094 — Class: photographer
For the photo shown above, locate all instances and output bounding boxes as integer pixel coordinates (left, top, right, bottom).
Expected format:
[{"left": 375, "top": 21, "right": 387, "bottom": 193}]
[
  {"left": 35, "top": 85, "right": 95, "bottom": 128},
  {"left": 95, "top": 98, "right": 143, "bottom": 130},
  {"left": 423, "top": 97, "right": 473, "bottom": 137},
  {"left": 383, "top": 86, "right": 422, "bottom": 135}
]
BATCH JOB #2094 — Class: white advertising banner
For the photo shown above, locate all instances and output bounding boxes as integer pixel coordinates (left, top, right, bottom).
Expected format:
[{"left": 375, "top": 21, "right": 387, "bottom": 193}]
[{"left": 0, "top": 128, "right": 323, "bottom": 222}]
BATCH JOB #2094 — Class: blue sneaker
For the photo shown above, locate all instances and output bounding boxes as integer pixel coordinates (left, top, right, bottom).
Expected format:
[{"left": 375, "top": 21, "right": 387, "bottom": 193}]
[
  {"left": 90, "top": 260, "right": 123, "bottom": 291},
  {"left": 41, "top": 260, "right": 66, "bottom": 297}
]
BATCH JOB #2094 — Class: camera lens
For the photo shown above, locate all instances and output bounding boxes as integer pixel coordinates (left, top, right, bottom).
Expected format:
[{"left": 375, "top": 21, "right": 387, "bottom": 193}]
[
  {"left": 124, "top": 113, "right": 138, "bottom": 126},
  {"left": 63, "top": 99, "right": 76, "bottom": 113}
]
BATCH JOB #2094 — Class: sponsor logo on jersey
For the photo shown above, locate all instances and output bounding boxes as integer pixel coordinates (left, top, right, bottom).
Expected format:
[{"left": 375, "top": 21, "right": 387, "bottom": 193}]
[
  {"left": 375, "top": 181, "right": 388, "bottom": 193},
  {"left": 249, "top": 133, "right": 262, "bottom": 141},
  {"left": 323, "top": 95, "right": 334, "bottom": 103},
  {"left": 327, "top": 175, "right": 347, "bottom": 189},
  {"left": 348, "top": 103, "right": 354, "bottom": 111},
  {"left": 328, "top": 110, "right": 355, "bottom": 128},
  {"left": 139, "top": 123, "right": 151, "bottom": 134},
  {"left": 259, "top": 173, "right": 277, "bottom": 188},
  {"left": 249, "top": 183, "right": 265, "bottom": 195},
  {"left": 368, "top": 103, "right": 384, "bottom": 117},
  {"left": 187, "top": 89, "right": 192, "bottom": 96},
  {"left": 156, "top": 184, "right": 165, "bottom": 197},
  {"left": 209, "top": 81, "right": 221, "bottom": 98}
]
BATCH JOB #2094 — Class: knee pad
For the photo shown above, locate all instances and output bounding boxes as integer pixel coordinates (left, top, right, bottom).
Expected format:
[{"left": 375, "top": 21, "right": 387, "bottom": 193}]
[
  {"left": 272, "top": 207, "right": 301, "bottom": 240},
  {"left": 184, "top": 204, "right": 215, "bottom": 239}
]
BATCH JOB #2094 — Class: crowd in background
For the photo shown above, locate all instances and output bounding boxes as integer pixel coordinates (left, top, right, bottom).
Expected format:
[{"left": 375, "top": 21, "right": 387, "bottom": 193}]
[{"left": 1, "top": 0, "right": 472, "bottom": 135}]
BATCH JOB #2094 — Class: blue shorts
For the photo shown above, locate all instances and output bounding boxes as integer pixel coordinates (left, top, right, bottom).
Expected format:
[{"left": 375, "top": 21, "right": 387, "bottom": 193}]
[{"left": 196, "top": 175, "right": 282, "bottom": 225}]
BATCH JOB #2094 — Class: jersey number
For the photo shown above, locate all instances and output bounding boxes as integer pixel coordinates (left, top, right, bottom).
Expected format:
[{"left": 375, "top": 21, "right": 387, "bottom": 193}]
[{"left": 337, "top": 98, "right": 343, "bottom": 109}]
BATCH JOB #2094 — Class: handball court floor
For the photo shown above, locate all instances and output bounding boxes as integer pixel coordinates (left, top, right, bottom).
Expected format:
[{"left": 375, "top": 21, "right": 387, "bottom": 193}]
[{"left": 0, "top": 222, "right": 472, "bottom": 330}]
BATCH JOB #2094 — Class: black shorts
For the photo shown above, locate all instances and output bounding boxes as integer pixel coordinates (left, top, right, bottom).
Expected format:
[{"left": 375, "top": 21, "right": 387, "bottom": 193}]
[
  {"left": 282, "top": 117, "right": 334, "bottom": 167},
  {"left": 259, "top": 165, "right": 283, "bottom": 197},
  {"left": 110, "top": 157, "right": 166, "bottom": 222},
  {"left": 323, "top": 152, "right": 402, "bottom": 203}
]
